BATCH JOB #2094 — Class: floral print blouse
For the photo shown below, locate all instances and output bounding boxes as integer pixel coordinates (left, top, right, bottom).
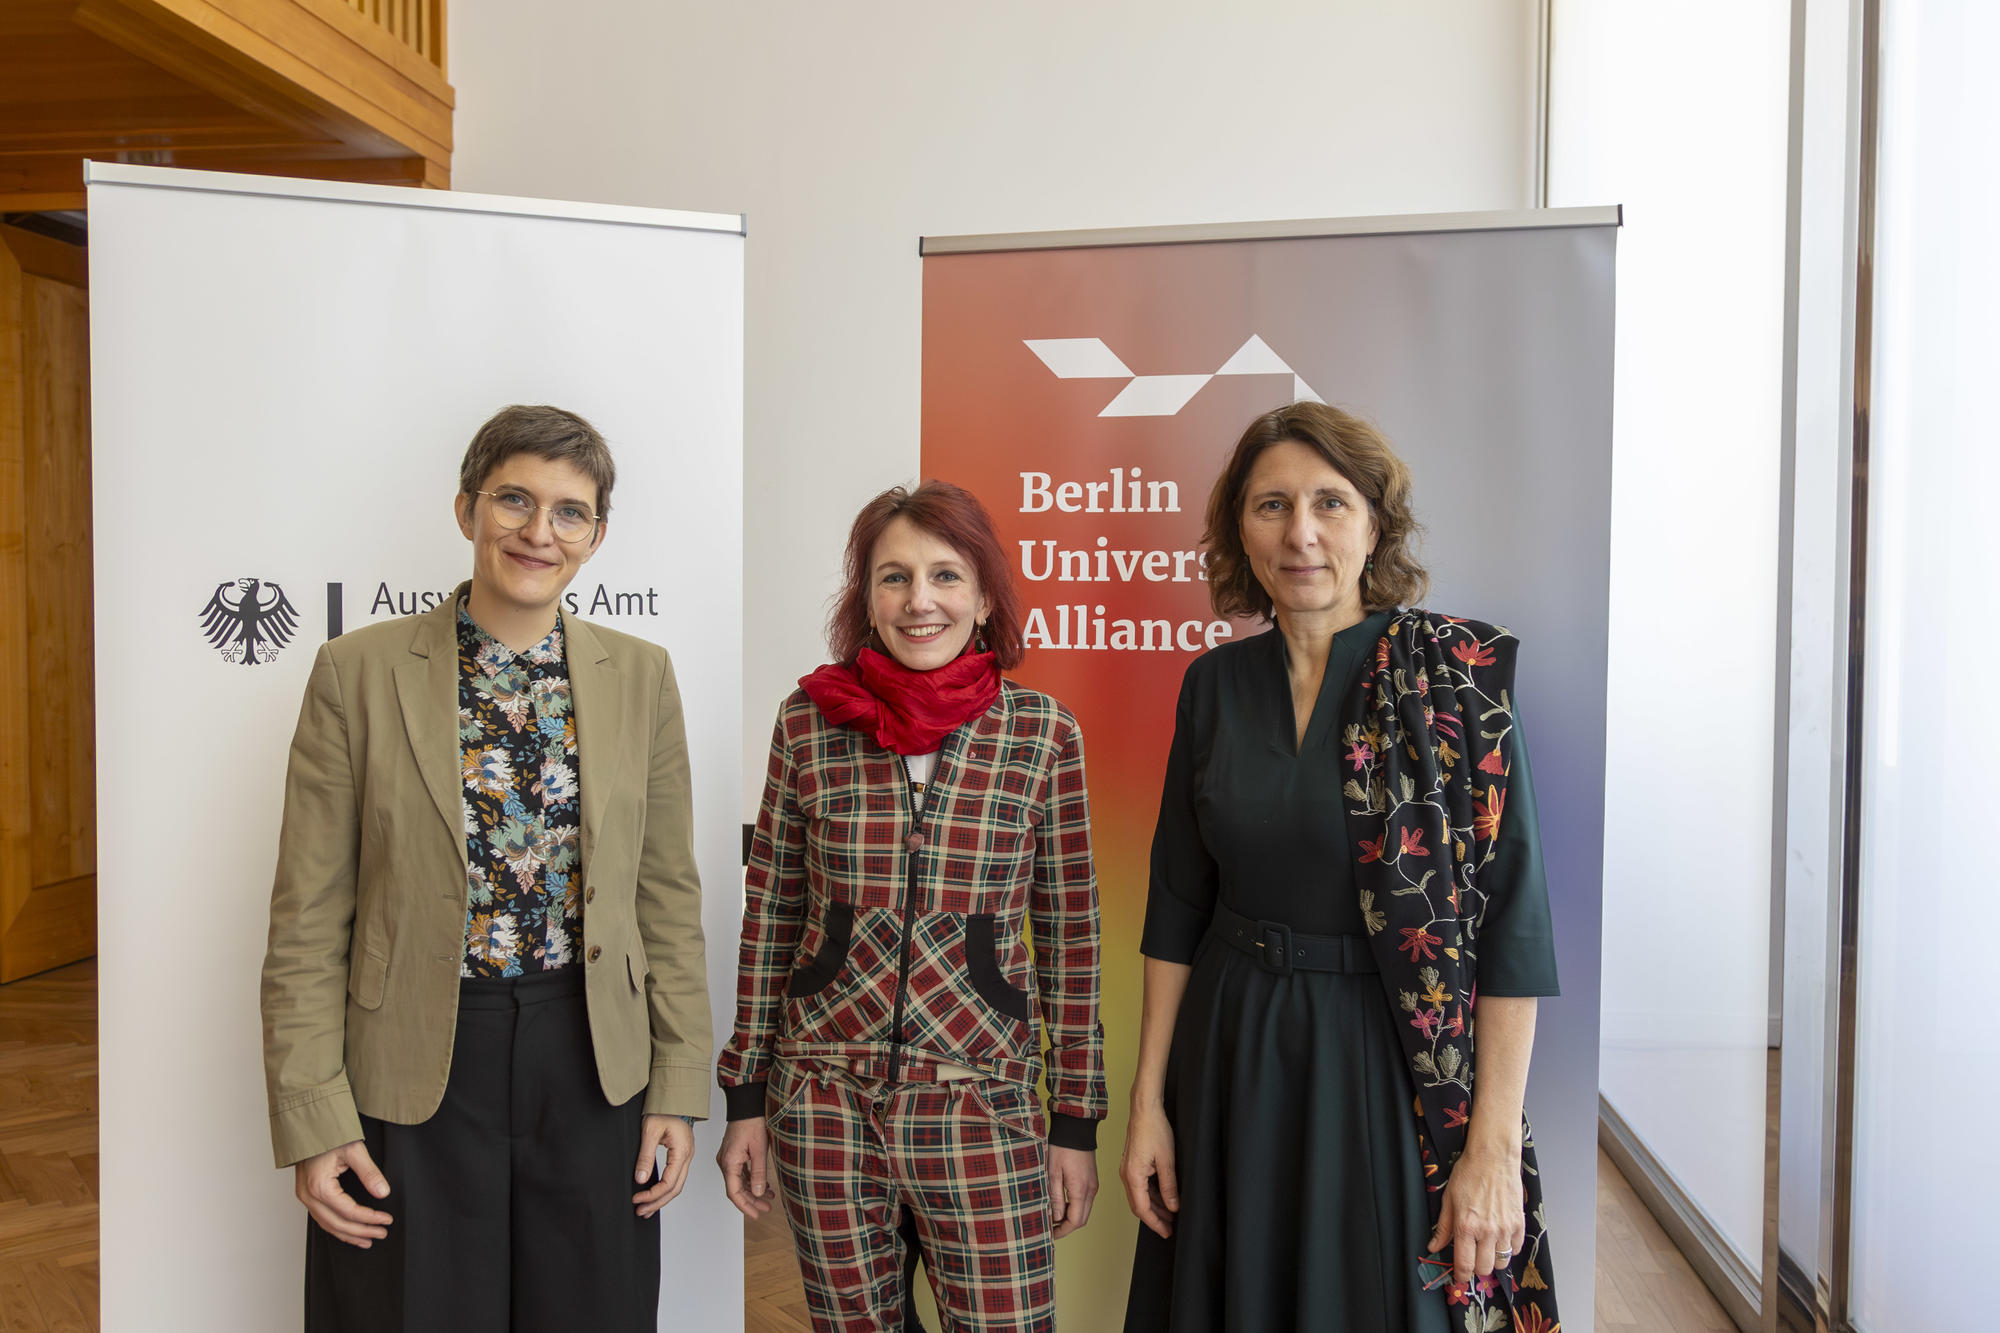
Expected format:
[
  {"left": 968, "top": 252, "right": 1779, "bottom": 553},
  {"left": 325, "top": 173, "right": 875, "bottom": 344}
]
[{"left": 456, "top": 603, "right": 583, "bottom": 977}]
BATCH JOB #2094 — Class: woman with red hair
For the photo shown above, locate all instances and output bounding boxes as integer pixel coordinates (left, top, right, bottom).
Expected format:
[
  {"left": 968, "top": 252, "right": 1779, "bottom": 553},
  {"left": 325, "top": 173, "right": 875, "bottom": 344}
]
[{"left": 716, "top": 481, "right": 1107, "bottom": 1332}]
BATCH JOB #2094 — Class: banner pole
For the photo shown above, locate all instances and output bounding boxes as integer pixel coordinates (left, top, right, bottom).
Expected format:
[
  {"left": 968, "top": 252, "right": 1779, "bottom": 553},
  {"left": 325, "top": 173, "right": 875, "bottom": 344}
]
[{"left": 919, "top": 205, "right": 1620, "bottom": 257}]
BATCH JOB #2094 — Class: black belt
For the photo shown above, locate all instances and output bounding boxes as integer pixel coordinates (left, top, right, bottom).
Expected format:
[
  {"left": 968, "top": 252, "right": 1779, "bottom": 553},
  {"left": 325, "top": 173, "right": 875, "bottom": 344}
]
[{"left": 1210, "top": 902, "right": 1378, "bottom": 977}]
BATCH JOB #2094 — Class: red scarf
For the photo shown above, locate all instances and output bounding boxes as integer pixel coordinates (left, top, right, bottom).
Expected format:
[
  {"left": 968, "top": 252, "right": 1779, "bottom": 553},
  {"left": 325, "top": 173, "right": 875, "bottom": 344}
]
[{"left": 799, "top": 646, "right": 1001, "bottom": 755}]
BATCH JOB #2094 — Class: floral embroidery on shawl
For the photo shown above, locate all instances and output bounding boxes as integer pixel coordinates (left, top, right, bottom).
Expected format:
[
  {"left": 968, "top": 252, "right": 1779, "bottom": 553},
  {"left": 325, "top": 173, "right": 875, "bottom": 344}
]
[{"left": 1342, "top": 610, "right": 1560, "bottom": 1332}]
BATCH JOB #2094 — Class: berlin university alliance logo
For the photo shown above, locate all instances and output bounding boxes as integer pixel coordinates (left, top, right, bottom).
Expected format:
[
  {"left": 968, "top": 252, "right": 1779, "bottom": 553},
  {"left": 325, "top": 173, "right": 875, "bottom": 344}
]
[{"left": 1023, "top": 333, "right": 1321, "bottom": 416}]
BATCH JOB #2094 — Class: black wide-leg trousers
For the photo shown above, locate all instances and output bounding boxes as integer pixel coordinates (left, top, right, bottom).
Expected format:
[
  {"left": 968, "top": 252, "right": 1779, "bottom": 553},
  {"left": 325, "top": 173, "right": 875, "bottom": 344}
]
[{"left": 306, "top": 967, "right": 660, "bottom": 1333}]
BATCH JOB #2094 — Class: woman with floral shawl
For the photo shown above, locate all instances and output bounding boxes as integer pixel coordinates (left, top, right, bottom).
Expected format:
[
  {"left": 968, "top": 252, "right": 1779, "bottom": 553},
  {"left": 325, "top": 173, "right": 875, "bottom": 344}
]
[{"left": 1120, "top": 403, "right": 1561, "bottom": 1333}]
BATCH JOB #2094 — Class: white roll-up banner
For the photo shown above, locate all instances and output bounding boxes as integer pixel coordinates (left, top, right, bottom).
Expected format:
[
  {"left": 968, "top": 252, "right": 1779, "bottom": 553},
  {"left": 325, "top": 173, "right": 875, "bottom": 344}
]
[{"left": 87, "top": 164, "right": 745, "bottom": 1332}]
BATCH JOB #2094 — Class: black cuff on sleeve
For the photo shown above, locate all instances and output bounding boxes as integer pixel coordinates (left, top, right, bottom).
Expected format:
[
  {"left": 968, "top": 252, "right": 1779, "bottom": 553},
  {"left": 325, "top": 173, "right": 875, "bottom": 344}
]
[
  {"left": 1138, "top": 888, "right": 1213, "bottom": 964},
  {"left": 1047, "top": 1112, "right": 1100, "bottom": 1152},
  {"left": 723, "top": 1081, "right": 769, "bottom": 1122}
]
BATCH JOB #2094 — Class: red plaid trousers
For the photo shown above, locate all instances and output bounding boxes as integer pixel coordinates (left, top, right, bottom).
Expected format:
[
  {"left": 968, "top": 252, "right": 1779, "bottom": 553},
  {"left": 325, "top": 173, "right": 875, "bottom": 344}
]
[{"left": 768, "top": 1058, "right": 1055, "bottom": 1333}]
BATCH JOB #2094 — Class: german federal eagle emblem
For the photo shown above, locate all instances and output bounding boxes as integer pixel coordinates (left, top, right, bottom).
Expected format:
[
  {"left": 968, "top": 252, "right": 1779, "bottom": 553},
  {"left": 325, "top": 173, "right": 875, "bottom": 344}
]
[{"left": 199, "top": 578, "right": 300, "bottom": 665}]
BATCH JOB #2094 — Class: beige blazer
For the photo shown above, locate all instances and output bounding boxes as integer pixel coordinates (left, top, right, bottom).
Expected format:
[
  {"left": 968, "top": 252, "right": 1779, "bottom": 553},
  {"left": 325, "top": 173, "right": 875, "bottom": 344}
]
[{"left": 260, "top": 586, "right": 711, "bottom": 1168}]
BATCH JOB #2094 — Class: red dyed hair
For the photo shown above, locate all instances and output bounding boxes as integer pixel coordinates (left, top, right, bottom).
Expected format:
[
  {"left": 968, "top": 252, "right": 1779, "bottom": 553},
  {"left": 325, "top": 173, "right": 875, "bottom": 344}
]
[{"left": 827, "top": 481, "right": 1026, "bottom": 670}]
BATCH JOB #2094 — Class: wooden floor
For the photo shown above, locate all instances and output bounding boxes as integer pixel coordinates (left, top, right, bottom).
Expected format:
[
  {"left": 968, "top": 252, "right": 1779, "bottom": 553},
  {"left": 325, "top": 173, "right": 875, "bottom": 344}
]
[
  {"left": 1592, "top": 1144, "right": 1737, "bottom": 1331},
  {"left": 0, "top": 958, "right": 1733, "bottom": 1332},
  {"left": 745, "top": 1196, "right": 816, "bottom": 1333},
  {"left": 0, "top": 960, "right": 98, "bottom": 1333}
]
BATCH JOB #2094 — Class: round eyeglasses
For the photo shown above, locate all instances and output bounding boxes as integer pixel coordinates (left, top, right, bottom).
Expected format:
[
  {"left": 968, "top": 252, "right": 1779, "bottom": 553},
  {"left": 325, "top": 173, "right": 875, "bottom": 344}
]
[{"left": 473, "top": 489, "right": 601, "bottom": 544}]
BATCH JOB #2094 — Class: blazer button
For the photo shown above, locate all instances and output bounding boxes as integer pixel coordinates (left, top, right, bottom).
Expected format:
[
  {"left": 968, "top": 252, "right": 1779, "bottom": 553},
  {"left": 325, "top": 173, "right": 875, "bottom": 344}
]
[
  {"left": 585, "top": 885, "right": 596, "bottom": 904},
  {"left": 588, "top": 945, "right": 603, "bottom": 963}
]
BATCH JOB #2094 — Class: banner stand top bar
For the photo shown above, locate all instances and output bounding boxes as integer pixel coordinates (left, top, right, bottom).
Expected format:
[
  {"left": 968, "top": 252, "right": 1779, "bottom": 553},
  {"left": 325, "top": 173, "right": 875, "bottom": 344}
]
[
  {"left": 919, "top": 205, "right": 1620, "bottom": 257},
  {"left": 84, "top": 160, "right": 746, "bottom": 237}
]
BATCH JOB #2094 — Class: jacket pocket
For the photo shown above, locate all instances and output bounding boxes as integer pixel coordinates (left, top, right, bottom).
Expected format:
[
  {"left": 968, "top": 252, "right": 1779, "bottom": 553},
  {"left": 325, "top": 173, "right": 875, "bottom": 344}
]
[
  {"left": 964, "top": 914, "right": 1030, "bottom": 1025},
  {"left": 347, "top": 948, "right": 388, "bottom": 1011},
  {"left": 627, "top": 948, "right": 648, "bottom": 995},
  {"left": 786, "top": 901, "right": 853, "bottom": 999}
]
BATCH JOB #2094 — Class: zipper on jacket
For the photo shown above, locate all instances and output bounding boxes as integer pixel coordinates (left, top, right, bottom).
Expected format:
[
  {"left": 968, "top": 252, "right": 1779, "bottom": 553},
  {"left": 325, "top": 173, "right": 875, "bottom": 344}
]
[{"left": 883, "top": 725, "right": 963, "bottom": 1083}]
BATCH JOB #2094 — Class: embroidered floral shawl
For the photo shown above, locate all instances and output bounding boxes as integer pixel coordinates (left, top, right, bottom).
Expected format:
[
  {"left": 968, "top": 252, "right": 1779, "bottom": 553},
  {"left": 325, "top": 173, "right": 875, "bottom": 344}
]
[{"left": 1340, "top": 610, "right": 1560, "bottom": 1333}]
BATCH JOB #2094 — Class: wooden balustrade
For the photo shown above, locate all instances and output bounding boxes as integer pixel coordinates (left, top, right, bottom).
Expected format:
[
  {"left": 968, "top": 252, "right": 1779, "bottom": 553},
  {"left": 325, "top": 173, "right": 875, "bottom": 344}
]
[
  {"left": 344, "top": 0, "right": 446, "bottom": 71},
  {"left": 0, "top": 0, "right": 454, "bottom": 209}
]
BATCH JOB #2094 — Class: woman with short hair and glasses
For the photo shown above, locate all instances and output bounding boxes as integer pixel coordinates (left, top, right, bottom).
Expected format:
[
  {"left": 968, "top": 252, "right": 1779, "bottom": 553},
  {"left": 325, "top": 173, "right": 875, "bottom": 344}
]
[{"left": 261, "top": 403, "right": 712, "bottom": 1331}]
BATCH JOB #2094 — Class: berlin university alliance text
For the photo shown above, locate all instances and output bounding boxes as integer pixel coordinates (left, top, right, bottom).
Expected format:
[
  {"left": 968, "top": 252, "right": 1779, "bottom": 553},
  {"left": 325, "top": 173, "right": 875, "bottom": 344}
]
[{"left": 1016, "top": 468, "right": 1231, "bottom": 654}]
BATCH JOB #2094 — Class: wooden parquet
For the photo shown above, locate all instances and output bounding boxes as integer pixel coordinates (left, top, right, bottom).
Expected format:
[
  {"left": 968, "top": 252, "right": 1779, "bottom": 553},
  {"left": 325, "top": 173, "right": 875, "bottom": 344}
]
[
  {"left": 745, "top": 1202, "right": 814, "bottom": 1333},
  {"left": 1593, "top": 1145, "right": 1737, "bottom": 1331},
  {"left": 0, "top": 959, "right": 98, "bottom": 1333},
  {"left": 0, "top": 960, "right": 1738, "bottom": 1332}
]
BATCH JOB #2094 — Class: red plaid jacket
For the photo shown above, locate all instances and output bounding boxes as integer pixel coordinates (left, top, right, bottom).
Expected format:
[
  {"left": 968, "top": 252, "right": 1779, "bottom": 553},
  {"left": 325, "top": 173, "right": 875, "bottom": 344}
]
[{"left": 718, "top": 681, "right": 1107, "bottom": 1148}]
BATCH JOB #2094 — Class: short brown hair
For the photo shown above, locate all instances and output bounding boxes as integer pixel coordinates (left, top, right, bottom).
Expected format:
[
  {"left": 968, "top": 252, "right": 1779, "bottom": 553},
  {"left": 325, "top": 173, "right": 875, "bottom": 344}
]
[
  {"left": 1203, "top": 401, "right": 1428, "bottom": 619},
  {"left": 828, "top": 481, "right": 1027, "bottom": 670},
  {"left": 458, "top": 405, "right": 617, "bottom": 519}
]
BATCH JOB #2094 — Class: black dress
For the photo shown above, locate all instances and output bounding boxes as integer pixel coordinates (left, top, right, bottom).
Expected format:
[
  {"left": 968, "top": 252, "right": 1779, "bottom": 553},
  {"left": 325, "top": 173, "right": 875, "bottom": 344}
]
[{"left": 1123, "top": 614, "right": 1560, "bottom": 1333}]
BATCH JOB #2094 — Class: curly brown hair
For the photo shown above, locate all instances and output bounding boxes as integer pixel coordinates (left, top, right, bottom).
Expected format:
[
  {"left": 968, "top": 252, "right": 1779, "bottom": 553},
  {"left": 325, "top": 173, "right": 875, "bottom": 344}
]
[{"left": 1202, "top": 401, "right": 1428, "bottom": 619}]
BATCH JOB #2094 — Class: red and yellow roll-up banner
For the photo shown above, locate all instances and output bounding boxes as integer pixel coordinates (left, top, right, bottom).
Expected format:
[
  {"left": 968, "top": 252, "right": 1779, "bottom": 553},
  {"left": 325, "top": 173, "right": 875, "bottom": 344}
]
[{"left": 922, "top": 214, "right": 1616, "bottom": 1329}]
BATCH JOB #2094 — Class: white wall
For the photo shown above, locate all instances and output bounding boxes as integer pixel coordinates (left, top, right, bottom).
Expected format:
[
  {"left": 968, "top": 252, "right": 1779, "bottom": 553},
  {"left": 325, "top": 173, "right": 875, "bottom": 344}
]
[
  {"left": 448, "top": 0, "right": 1542, "bottom": 819},
  {"left": 1549, "top": 2, "right": 1792, "bottom": 1274}
]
